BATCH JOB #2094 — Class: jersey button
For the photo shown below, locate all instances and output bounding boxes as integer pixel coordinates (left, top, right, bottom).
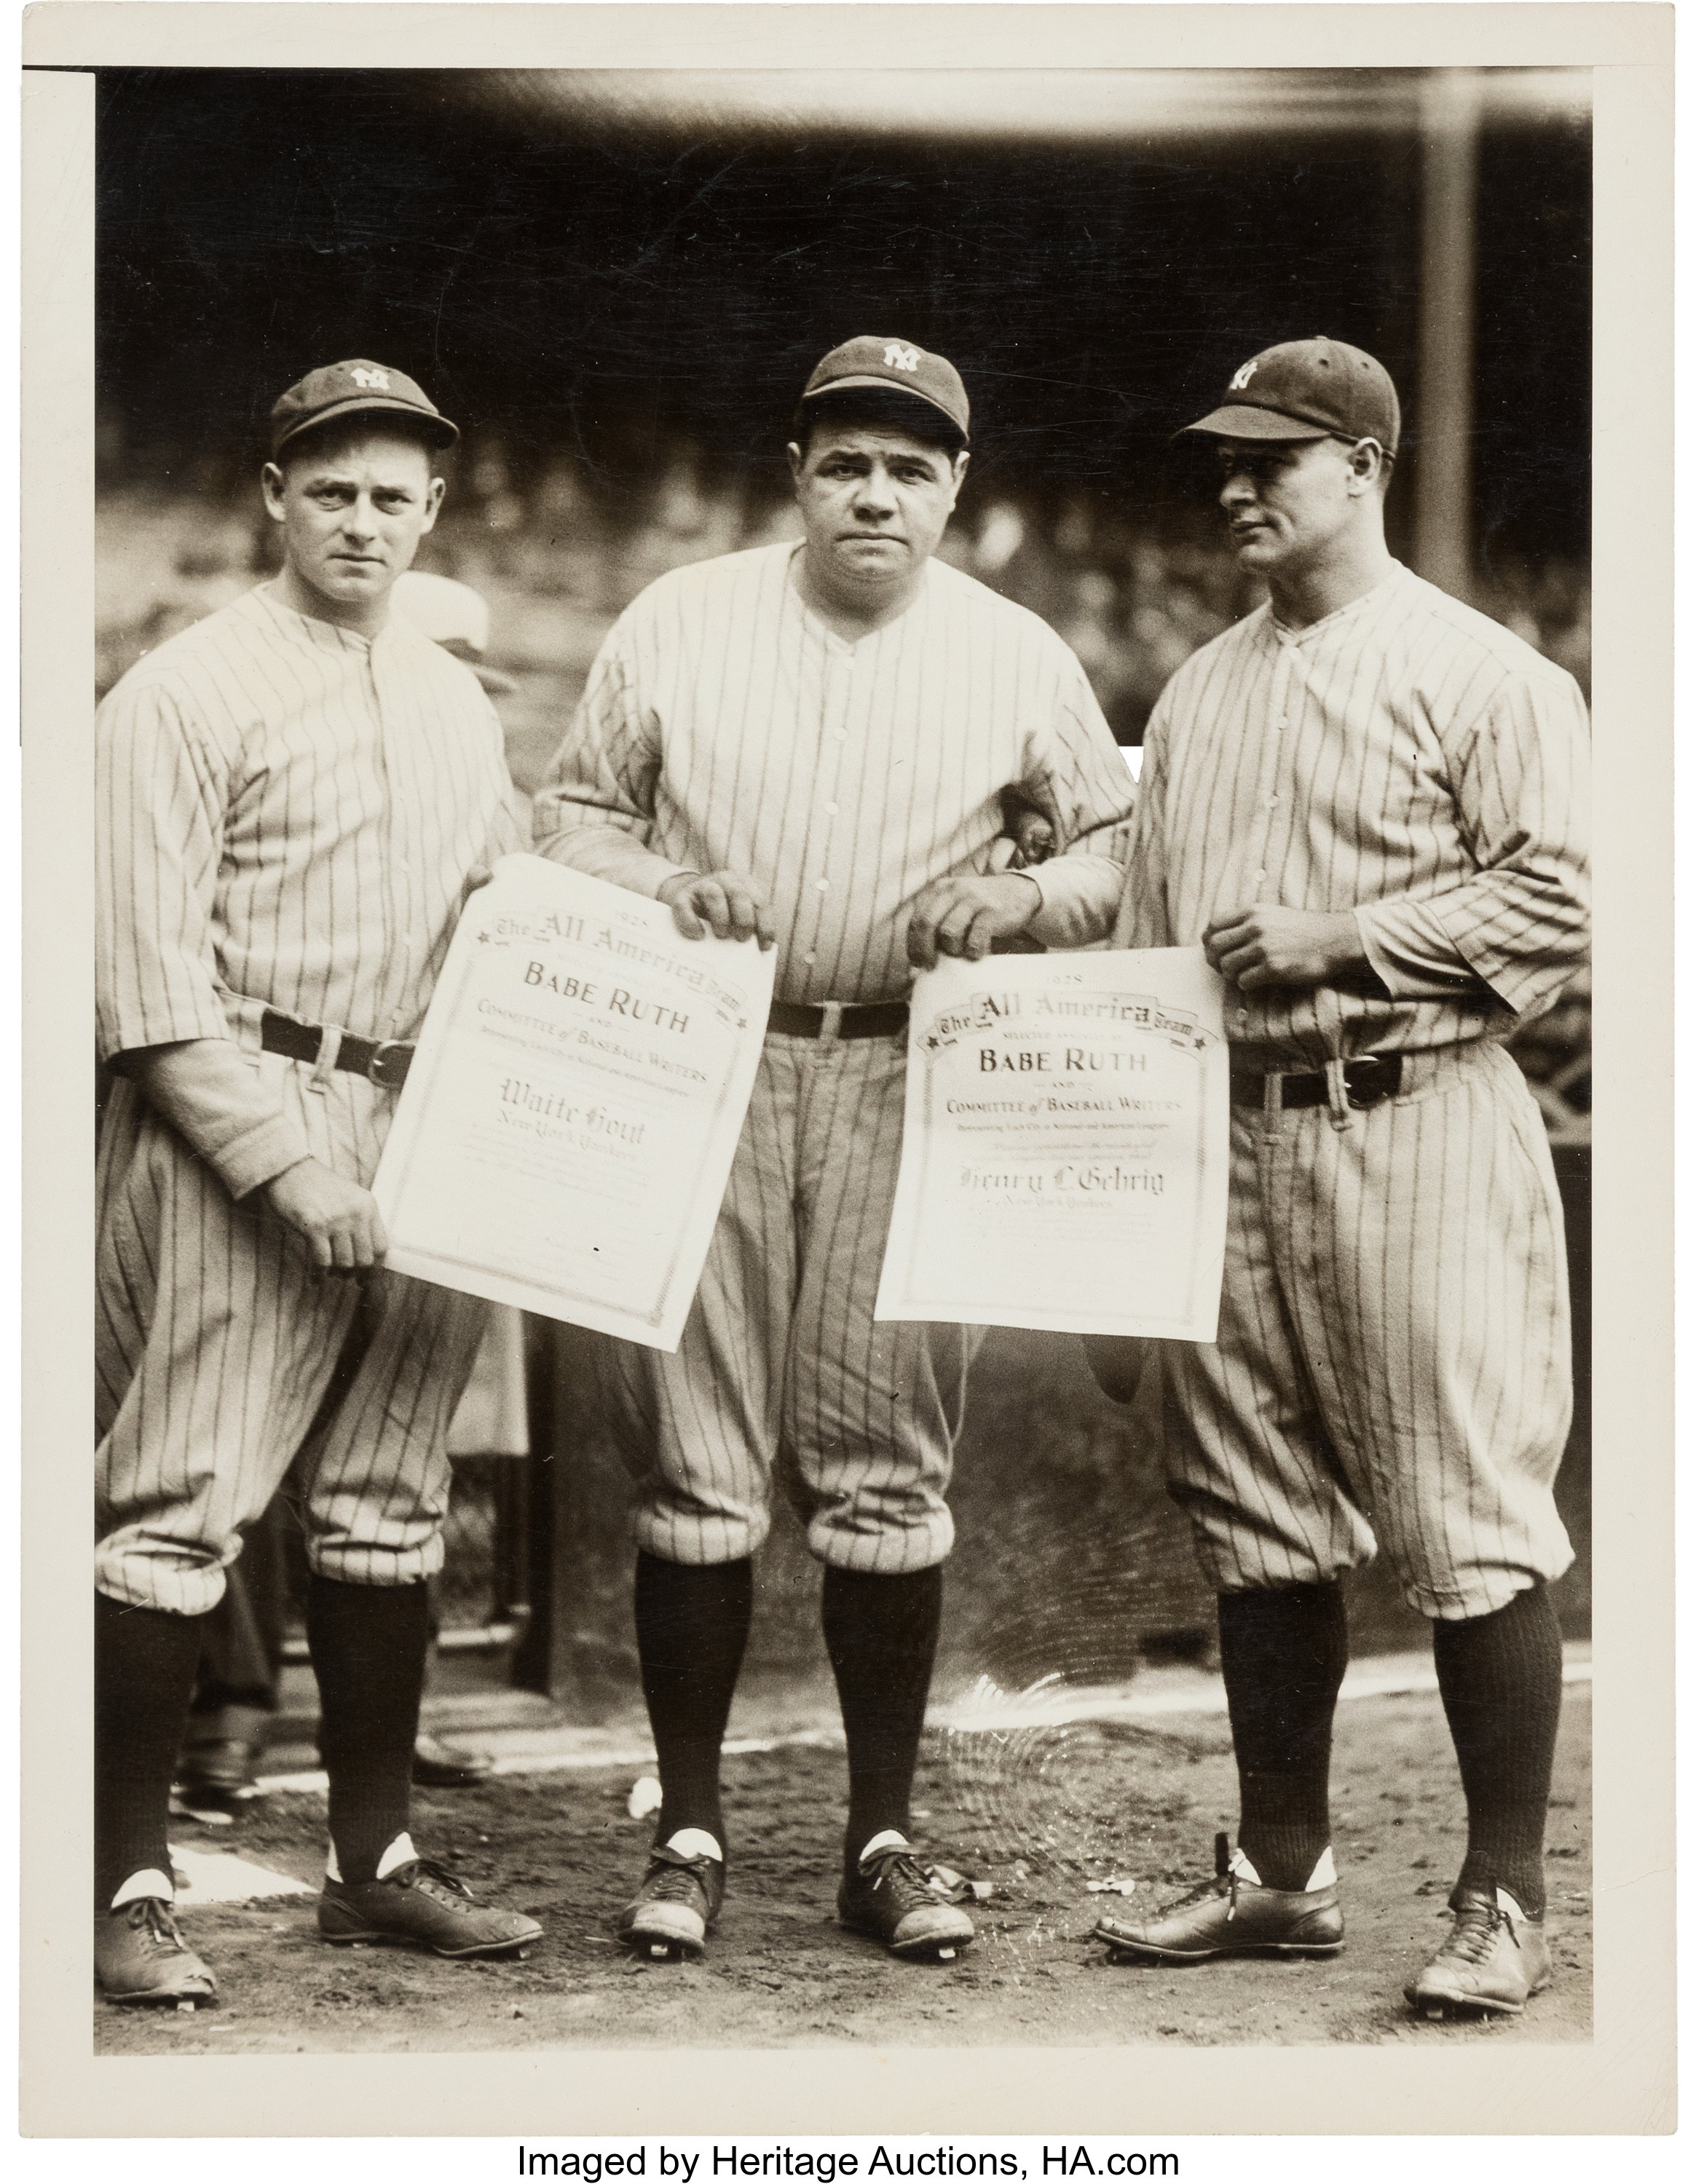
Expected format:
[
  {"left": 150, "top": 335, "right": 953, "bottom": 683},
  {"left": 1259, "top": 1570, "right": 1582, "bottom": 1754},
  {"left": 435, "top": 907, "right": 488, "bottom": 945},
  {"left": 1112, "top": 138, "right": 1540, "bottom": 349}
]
[
  {"left": 826, "top": 802, "right": 839, "bottom": 816},
  {"left": 804, "top": 951, "right": 817, "bottom": 965},
  {"left": 816, "top": 878, "right": 830, "bottom": 891}
]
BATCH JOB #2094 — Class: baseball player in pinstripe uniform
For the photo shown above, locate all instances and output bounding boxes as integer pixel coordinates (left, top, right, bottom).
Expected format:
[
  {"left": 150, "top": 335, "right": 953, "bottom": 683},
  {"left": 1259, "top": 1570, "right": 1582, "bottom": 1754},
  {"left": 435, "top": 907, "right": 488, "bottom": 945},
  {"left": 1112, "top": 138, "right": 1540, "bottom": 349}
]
[
  {"left": 534, "top": 336, "right": 1134, "bottom": 1961},
  {"left": 1085, "top": 339, "right": 1590, "bottom": 2019},
  {"left": 94, "top": 361, "right": 543, "bottom": 2003}
]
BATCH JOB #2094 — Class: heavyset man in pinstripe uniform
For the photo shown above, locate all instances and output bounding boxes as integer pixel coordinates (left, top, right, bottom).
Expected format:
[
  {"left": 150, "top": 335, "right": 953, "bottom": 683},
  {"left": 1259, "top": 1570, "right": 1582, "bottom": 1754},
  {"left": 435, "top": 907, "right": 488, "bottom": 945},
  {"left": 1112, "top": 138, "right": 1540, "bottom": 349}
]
[
  {"left": 1087, "top": 341, "right": 1590, "bottom": 2019},
  {"left": 535, "top": 337, "right": 1134, "bottom": 1961},
  {"left": 94, "top": 361, "right": 542, "bottom": 2003}
]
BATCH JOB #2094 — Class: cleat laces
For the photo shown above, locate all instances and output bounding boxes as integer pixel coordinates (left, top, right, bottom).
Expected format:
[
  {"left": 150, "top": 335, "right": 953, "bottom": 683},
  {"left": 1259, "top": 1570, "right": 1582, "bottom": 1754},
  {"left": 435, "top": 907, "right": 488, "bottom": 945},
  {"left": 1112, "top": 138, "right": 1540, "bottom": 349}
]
[
  {"left": 385, "top": 1857, "right": 478, "bottom": 1911},
  {"left": 639, "top": 1845, "right": 718, "bottom": 1904},
  {"left": 1440, "top": 1899, "right": 1512, "bottom": 1965},
  {"left": 126, "top": 1896, "right": 194, "bottom": 1954},
  {"left": 860, "top": 1844, "right": 949, "bottom": 1915}
]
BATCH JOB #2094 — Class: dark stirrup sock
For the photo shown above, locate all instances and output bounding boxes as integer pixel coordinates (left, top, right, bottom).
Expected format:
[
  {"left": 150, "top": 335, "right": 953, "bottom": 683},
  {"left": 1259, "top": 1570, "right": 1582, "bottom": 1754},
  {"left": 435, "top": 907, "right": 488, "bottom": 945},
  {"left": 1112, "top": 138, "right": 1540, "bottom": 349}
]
[
  {"left": 822, "top": 1562, "right": 944, "bottom": 1871},
  {"left": 307, "top": 1573, "right": 431, "bottom": 1883},
  {"left": 1217, "top": 1582, "right": 1349, "bottom": 1891},
  {"left": 634, "top": 1551, "right": 753, "bottom": 1849},
  {"left": 1432, "top": 1582, "right": 1564, "bottom": 1918},
  {"left": 94, "top": 1588, "right": 208, "bottom": 1906}
]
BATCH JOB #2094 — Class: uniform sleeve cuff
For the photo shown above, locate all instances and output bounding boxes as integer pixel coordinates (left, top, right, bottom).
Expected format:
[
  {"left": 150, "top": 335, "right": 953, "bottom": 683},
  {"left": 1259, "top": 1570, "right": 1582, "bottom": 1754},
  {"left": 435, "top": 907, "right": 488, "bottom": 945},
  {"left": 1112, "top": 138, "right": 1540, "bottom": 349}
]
[
  {"left": 98, "top": 1000, "right": 232, "bottom": 1067},
  {"left": 205, "top": 1115, "right": 312, "bottom": 1201}
]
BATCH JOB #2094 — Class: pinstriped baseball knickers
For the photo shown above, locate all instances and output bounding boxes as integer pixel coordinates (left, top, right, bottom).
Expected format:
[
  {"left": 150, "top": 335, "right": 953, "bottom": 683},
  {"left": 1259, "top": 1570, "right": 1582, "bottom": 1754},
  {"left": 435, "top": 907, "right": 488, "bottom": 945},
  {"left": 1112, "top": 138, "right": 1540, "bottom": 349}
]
[
  {"left": 95, "top": 1079, "right": 489, "bottom": 1615},
  {"left": 1159, "top": 1041, "right": 1574, "bottom": 1621},
  {"left": 597, "top": 1030, "right": 982, "bottom": 1572}
]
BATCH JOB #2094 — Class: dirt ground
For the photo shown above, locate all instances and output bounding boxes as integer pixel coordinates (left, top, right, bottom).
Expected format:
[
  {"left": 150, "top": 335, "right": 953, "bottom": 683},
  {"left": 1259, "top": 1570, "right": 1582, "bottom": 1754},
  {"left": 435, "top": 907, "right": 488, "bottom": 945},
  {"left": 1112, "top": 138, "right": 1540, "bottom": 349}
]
[{"left": 95, "top": 1682, "right": 1590, "bottom": 2054}]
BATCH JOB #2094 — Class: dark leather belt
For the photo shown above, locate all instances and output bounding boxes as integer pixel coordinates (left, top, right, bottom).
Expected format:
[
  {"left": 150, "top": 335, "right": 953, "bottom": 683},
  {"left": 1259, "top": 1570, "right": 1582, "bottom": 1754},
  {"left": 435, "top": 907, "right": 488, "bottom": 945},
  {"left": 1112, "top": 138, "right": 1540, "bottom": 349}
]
[
  {"left": 768, "top": 999, "right": 910, "bottom": 1041},
  {"left": 1229, "top": 1053, "right": 1403, "bottom": 1112},
  {"left": 261, "top": 1008, "right": 414, "bottom": 1091}
]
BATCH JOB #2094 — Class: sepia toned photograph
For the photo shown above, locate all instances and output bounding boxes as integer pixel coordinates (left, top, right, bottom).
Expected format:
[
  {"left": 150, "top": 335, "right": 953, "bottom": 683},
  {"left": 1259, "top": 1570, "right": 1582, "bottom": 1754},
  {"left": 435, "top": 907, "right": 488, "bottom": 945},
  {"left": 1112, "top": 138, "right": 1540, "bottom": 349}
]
[{"left": 17, "top": 0, "right": 1675, "bottom": 2143}]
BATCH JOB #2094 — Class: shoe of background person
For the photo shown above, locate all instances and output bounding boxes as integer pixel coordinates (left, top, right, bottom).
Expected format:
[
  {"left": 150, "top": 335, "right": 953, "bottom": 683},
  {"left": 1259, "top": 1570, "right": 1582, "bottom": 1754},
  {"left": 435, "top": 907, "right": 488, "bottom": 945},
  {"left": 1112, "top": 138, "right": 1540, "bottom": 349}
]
[
  {"left": 318, "top": 1857, "right": 542, "bottom": 1958},
  {"left": 411, "top": 1733, "right": 495, "bottom": 1789},
  {"left": 617, "top": 1840, "right": 726, "bottom": 1959},
  {"left": 95, "top": 1896, "right": 219, "bottom": 2006},
  {"left": 837, "top": 1835, "right": 976, "bottom": 1961},
  {"left": 1094, "top": 1833, "right": 1344, "bottom": 1964},
  {"left": 173, "top": 1704, "right": 269, "bottom": 1821},
  {"left": 1405, "top": 1886, "right": 1553, "bottom": 2019}
]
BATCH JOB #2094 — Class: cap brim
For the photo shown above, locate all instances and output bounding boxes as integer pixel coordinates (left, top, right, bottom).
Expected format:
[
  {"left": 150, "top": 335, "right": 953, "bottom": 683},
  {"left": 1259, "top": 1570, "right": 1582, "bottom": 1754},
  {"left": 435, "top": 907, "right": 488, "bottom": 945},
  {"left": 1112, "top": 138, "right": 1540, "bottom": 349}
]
[
  {"left": 274, "top": 395, "right": 460, "bottom": 456},
  {"left": 800, "top": 376, "right": 968, "bottom": 438},
  {"left": 471, "top": 663, "right": 518, "bottom": 696},
  {"left": 1174, "top": 404, "right": 1333, "bottom": 443}
]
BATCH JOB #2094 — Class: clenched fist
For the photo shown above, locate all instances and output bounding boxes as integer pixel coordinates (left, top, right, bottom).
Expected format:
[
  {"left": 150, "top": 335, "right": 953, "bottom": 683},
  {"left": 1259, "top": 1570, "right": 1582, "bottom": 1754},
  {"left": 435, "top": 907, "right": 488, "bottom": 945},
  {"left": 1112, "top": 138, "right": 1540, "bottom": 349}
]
[
  {"left": 264, "top": 1157, "right": 388, "bottom": 1274},
  {"left": 1202, "top": 905, "right": 1368, "bottom": 994}
]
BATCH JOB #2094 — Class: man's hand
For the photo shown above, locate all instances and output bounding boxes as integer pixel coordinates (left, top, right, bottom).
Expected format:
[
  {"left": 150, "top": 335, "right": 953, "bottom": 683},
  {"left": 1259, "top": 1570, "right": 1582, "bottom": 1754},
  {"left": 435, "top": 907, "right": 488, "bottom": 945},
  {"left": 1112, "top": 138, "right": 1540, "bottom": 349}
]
[
  {"left": 658, "top": 869, "right": 776, "bottom": 949},
  {"left": 906, "top": 871, "right": 1042, "bottom": 970},
  {"left": 263, "top": 1158, "right": 388, "bottom": 1274},
  {"left": 1202, "top": 905, "right": 1367, "bottom": 993}
]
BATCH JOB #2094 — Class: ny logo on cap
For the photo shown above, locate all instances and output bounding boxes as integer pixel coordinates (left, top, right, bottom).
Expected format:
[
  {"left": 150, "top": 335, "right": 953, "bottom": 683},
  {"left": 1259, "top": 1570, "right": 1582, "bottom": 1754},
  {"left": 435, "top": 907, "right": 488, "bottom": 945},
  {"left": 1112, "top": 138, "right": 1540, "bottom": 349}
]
[
  {"left": 350, "top": 367, "right": 391, "bottom": 391},
  {"left": 1229, "top": 360, "right": 1260, "bottom": 392},
  {"left": 883, "top": 343, "right": 922, "bottom": 373}
]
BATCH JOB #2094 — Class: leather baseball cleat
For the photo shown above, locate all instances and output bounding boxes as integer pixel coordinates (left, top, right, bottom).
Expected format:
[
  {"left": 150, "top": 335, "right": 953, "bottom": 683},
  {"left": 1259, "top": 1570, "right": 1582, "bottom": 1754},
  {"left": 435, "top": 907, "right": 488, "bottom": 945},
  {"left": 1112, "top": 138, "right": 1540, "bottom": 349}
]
[
  {"left": 837, "top": 1836, "right": 977, "bottom": 1961},
  {"left": 1095, "top": 1834, "right": 1344, "bottom": 1964},
  {"left": 96, "top": 1896, "right": 220, "bottom": 2006},
  {"left": 1405, "top": 1887, "right": 1553, "bottom": 2019},
  {"left": 618, "top": 1840, "right": 726, "bottom": 1959},
  {"left": 318, "top": 1856, "right": 542, "bottom": 1958}
]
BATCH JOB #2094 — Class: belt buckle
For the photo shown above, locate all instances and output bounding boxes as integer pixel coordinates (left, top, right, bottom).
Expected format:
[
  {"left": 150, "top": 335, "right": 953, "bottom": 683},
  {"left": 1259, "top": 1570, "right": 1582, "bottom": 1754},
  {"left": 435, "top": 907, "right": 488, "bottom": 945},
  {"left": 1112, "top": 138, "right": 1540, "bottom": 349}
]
[
  {"left": 818, "top": 1001, "right": 843, "bottom": 1042},
  {"left": 1345, "top": 1053, "right": 1397, "bottom": 1110},
  {"left": 366, "top": 1040, "right": 411, "bottom": 1090}
]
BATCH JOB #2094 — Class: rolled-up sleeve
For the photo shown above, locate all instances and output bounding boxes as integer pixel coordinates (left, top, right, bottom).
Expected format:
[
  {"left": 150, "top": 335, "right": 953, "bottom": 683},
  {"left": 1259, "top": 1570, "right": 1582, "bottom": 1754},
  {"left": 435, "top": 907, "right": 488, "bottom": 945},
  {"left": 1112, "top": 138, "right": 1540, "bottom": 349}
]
[
  {"left": 1022, "top": 652, "right": 1137, "bottom": 950},
  {"left": 1354, "top": 667, "right": 1591, "bottom": 1018},
  {"left": 530, "top": 625, "right": 693, "bottom": 900}
]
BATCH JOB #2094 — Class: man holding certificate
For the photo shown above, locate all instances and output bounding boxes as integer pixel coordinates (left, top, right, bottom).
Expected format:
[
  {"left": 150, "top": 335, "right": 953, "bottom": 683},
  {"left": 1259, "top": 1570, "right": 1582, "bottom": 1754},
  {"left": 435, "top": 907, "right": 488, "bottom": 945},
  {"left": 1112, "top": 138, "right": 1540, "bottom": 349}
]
[
  {"left": 1087, "top": 341, "right": 1590, "bottom": 2022},
  {"left": 533, "top": 336, "right": 1133, "bottom": 1961},
  {"left": 94, "top": 361, "right": 542, "bottom": 2004}
]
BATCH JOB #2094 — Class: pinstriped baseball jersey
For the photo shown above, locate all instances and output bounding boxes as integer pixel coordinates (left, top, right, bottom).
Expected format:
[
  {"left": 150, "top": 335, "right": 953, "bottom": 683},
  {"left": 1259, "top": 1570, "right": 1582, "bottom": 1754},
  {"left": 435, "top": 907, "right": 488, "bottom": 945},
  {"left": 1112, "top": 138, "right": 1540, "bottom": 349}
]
[
  {"left": 95, "top": 582, "right": 521, "bottom": 1614},
  {"left": 532, "top": 541, "right": 1134, "bottom": 1003},
  {"left": 98, "top": 581, "right": 527, "bottom": 1194},
  {"left": 535, "top": 539, "right": 1132, "bottom": 1572},
  {"left": 1120, "top": 559, "right": 1588, "bottom": 1618},
  {"left": 1114, "top": 560, "right": 1590, "bottom": 1065}
]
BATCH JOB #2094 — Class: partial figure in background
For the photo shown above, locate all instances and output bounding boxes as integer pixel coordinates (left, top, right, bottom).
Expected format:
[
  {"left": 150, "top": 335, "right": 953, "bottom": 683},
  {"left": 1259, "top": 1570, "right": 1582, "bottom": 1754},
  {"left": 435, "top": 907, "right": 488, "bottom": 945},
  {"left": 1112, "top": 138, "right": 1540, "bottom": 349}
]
[
  {"left": 534, "top": 336, "right": 1134, "bottom": 1965},
  {"left": 94, "top": 362, "right": 542, "bottom": 2006},
  {"left": 1086, "top": 340, "right": 1590, "bottom": 2022}
]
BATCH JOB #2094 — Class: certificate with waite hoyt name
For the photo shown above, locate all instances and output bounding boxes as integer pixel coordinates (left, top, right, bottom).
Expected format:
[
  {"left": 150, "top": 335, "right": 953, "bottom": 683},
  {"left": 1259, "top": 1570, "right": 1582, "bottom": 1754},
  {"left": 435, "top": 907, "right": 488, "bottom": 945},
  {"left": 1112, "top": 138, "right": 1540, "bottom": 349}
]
[
  {"left": 875, "top": 949, "right": 1229, "bottom": 1341},
  {"left": 373, "top": 855, "right": 775, "bottom": 1349}
]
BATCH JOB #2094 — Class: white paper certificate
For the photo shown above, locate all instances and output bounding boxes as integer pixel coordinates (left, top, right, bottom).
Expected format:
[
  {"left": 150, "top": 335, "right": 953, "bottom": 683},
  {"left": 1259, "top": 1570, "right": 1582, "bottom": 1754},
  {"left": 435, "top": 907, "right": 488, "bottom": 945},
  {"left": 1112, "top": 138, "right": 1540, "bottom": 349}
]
[
  {"left": 373, "top": 855, "right": 775, "bottom": 1349},
  {"left": 875, "top": 948, "right": 1229, "bottom": 1341}
]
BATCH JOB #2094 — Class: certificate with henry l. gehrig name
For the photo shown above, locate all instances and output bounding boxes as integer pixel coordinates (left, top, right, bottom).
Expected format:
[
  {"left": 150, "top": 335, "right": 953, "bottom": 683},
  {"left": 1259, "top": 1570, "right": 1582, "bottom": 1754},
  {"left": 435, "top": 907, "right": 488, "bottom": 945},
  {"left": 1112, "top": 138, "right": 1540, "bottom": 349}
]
[
  {"left": 875, "top": 948, "right": 1229, "bottom": 1341},
  {"left": 373, "top": 855, "right": 776, "bottom": 1350}
]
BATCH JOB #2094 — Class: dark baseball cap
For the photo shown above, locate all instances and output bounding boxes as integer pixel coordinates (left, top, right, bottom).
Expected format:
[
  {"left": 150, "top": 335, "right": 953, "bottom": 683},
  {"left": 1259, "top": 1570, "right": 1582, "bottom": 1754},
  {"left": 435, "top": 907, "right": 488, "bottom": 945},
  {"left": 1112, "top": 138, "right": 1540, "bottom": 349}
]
[
  {"left": 1179, "top": 337, "right": 1400, "bottom": 456},
  {"left": 800, "top": 336, "right": 971, "bottom": 442},
  {"left": 269, "top": 359, "right": 460, "bottom": 459}
]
